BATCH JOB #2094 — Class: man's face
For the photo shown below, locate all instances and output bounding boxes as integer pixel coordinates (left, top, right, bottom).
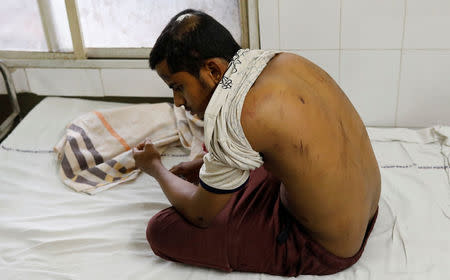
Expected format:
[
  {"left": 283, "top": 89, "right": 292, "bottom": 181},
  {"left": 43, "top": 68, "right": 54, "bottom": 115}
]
[{"left": 155, "top": 60, "right": 215, "bottom": 120}]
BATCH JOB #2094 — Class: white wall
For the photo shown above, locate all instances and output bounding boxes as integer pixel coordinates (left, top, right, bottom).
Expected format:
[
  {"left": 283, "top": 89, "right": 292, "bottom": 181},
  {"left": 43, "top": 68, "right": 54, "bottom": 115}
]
[
  {"left": 0, "top": 62, "right": 171, "bottom": 98},
  {"left": 259, "top": 0, "right": 450, "bottom": 128},
  {"left": 0, "top": 68, "right": 30, "bottom": 94}
]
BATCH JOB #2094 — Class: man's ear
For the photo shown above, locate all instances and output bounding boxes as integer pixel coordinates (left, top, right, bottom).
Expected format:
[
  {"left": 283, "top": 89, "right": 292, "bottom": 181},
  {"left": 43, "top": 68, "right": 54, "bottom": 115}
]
[{"left": 203, "top": 58, "right": 228, "bottom": 83}]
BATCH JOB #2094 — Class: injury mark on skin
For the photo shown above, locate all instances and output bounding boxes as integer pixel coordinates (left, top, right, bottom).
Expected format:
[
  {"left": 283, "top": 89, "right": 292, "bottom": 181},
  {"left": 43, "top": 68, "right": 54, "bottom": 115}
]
[
  {"left": 298, "top": 96, "right": 305, "bottom": 104},
  {"left": 339, "top": 119, "right": 349, "bottom": 143},
  {"left": 293, "top": 141, "right": 307, "bottom": 155},
  {"left": 173, "top": 13, "right": 199, "bottom": 40},
  {"left": 176, "top": 13, "right": 192, "bottom": 22},
  {"left": 299, "top": 141, "right": 304, "bottom": 153}
]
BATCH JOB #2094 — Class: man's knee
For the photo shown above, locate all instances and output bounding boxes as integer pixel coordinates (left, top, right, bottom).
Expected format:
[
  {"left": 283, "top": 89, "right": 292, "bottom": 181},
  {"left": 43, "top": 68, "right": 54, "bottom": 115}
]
[{"left": 146, "top": 208, "right": 173, "bottom": 255}]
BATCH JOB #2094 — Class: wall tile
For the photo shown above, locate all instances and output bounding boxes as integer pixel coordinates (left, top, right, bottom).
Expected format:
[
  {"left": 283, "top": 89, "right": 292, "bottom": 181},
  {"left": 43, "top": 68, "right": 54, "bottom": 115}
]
[
  {"left": 101, "top": 69, "right": 170, "bottom": 97},
  {"left": 258, "top": 0, "right": 280, "bottom": 49},
  {"left": 397, "top": 50, "right": 450, "bottom": 127},
  {"left": 341, "top": 0, "right": 405, "bottom": 49},
  {"left": 26, "top": 68, "right": 103, "bottom": 96},
  {"left": 404, "top": 0, "right": 450, "bottom": 49},
  {"left": 279, "top": 0, "right": 340, "bottom": 49},
  {"left": 340, "top": 50, "right": 401, "bottom": 126},
  {"left": 0, "top": 68, "right": 29, "bottom": 94},
  {"left": 288, "top": 50, "right": 340, "bottom": 83}
]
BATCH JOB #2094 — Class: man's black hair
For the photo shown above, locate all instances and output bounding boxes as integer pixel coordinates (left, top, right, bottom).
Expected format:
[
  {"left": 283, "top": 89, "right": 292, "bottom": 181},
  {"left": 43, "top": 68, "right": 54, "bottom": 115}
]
[{"left": 149, "top": 9, "right": 241, "bottom": 77}]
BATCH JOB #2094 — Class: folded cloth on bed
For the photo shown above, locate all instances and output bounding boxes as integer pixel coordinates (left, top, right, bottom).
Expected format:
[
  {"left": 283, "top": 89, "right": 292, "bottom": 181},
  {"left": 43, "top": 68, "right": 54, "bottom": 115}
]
[
  {"left": 54, "top": 103, "right": 204, "bottom": 195},
  {"left": 199, "top": 49, "right": 280, "bottom": 193}
]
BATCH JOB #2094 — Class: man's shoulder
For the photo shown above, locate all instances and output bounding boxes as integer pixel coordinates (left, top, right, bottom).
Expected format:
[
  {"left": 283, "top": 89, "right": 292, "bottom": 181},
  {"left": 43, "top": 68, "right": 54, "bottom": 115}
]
[
  {"left": 240, "top": 83, "right": 287, "bottom": 153},
  {"left": 239, "top": 52, "right": 310, "bottom": 152},
  {"left": 240, "top": 53, "right": 299, "bottom": 121}
]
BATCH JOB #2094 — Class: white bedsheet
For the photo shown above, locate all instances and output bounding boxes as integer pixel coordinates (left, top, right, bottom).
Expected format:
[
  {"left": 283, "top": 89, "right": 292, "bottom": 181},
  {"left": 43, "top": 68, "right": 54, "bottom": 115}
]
[{"left": 0, "top": 97, "right": 449, "bottom": 280}]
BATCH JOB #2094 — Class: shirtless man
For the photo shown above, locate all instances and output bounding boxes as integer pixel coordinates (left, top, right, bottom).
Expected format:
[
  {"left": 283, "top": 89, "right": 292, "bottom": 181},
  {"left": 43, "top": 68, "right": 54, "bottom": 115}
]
[{"left": 133, "top": 9, "right": 380, "bottom": 276}]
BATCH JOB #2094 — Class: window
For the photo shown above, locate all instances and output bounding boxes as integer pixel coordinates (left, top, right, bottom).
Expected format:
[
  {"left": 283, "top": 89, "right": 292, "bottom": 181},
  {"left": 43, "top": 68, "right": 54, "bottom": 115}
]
[
  {"left": 78, "top": 0, "right": 242, "bottom": 48},
  {"left": 0, "top": 0, "right": 48, "bottom": 51},
  {"left": 0, "top": 0, "right": 248, "bottom": 60},
  {"left": 0, "top": 0, "right": 72, "bottom": 53}
]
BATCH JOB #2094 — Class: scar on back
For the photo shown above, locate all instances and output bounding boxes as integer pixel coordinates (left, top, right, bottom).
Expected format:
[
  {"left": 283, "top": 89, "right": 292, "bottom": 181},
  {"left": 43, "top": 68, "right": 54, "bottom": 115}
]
[
  {"left": 298, "top": 96, "right": 305, "bottom": 104},
  {"left": 293, "top": 141, "right": 306, "bottom": 154}
]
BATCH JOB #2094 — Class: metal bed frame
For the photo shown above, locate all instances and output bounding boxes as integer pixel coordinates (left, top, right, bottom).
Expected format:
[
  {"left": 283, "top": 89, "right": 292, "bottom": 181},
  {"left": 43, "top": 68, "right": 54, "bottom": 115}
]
[{"left": 0, "top": 60, "right": 20, "bottom": 141}]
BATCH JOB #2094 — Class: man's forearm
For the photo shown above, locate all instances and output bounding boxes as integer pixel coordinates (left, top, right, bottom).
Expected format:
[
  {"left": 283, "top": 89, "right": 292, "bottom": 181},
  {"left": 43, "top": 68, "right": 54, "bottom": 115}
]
[{"left": 151, "top": 162, "right": 200, "bottom": 223}]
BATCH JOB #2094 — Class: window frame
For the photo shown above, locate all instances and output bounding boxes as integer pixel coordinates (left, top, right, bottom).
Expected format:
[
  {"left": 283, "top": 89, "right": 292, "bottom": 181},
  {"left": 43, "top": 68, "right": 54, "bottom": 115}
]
[{"left": 0, "top": 0, "right": 259, "bottom": 64}]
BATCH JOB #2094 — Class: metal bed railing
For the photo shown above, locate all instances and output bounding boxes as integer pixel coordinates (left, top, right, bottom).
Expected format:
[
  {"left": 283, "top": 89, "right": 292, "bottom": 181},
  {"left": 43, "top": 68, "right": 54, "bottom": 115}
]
[{"left": 0, "top": 60, "right": 21, "bottom": 141}]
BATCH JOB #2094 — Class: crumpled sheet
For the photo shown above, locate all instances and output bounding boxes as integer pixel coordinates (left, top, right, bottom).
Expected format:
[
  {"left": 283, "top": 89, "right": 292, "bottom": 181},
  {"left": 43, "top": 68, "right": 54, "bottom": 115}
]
[{"left": 0, "top": 97, "right": 449, "bottom": 280}]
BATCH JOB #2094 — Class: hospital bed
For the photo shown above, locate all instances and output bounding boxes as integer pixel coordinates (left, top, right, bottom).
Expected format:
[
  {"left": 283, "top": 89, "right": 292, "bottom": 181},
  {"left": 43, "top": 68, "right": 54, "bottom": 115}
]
[{"left": 0, "top": 71, "right": 449, "bottom": 280}]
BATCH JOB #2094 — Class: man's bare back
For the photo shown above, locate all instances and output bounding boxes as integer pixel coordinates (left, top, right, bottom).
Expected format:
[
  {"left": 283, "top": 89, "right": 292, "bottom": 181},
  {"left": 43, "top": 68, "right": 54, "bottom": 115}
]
[{"left": 241, "top": 52, "right": 381, "bottom": 258}]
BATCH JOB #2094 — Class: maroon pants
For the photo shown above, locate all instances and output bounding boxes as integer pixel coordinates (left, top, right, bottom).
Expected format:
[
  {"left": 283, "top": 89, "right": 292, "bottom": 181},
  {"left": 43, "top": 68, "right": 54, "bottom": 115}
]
[{"left": 146, "top": 166, "right": 378, "bottom": 276}]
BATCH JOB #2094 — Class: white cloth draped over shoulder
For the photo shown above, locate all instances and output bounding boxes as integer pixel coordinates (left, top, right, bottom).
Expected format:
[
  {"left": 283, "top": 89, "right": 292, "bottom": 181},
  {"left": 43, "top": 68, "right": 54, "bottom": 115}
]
[{"left": 199, "top": 49, "right": 280, "bottom": 193}]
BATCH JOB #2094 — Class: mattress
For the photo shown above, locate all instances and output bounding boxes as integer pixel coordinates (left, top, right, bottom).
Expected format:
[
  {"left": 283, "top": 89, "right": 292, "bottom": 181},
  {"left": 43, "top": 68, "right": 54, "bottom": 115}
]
[{"left": 0, "top": 97, "right": 449, "bottom": 280}]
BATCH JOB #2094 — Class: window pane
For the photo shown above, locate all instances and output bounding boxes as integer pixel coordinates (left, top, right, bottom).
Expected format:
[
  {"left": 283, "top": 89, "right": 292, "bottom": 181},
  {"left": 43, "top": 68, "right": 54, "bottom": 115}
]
[
  {"left": 77, "top": 0, "right": 242, "bottom": 48},
  {"left": 0, "top": 0, "right": 48, "bottom": 51},
  {"left": 47, "top": 0, "right": 73, "bottom": 52}
]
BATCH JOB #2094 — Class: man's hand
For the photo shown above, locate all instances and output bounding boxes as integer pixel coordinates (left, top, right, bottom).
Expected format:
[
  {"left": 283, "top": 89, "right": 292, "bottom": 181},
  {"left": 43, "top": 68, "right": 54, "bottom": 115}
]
[
  {"left": 132, "top": 139, "right": 163, "bottom": 177},
  {"left": 169, "top": 158, "right": 204, "bottom": 184}
]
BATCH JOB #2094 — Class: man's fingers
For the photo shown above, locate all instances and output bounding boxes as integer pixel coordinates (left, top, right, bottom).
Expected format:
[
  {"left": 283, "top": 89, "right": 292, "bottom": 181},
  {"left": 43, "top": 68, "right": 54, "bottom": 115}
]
[
  {"left": 134, "top": 139, "right": 154, "bottom": 152},
  {"left": 169, "top": 166, "right": 180, "bottom": 174},
  {"left": 144, "top": 139, "right": 159, "bottom": 152},
  {"left": 136, "top": 142, "right": 145, "bottom": 150}
]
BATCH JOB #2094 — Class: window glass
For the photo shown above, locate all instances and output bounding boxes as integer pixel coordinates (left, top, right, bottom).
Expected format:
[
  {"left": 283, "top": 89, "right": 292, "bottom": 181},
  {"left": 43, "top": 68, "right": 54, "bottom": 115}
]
[
  {"left": 47, "top": 0, "right": 73, "bottom": 52},
  {"left": 77, "top": 0, "right": 242, "bottom": 48},
  {"left": 0, "top": 0, "right": 47, "bottom": 51}
]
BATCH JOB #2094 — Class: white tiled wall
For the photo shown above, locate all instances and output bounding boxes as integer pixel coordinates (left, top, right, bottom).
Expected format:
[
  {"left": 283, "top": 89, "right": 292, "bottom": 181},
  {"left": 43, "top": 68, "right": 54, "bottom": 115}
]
[
  {"left": 101, "top": 69, "right": 168, "bottom": 97},
  {"left": 259, "top": 0, "right": 450, "bottom": 127},
  {"left": 0, "top": 67, "right": 171, "bottom": 98},
  {"left": 0, "top": 68, "right": 29, "bottom": 94},
  {"left": 397, "top": 50, "right": 450, "bottom": 127},
  {"left": 279, "top": 0, "right": 340, "bottom": 49},
  {"left": 340, "top": 50, "right": 401, "bottom": 126},
  {"left": 403, "top": 0, "right": 450, "bottom": 49},
  {"left": 341, "top": 0, "right": 405, "bottom": 49},
  {"left": 26, "top": 68, "right": 103, "bottom": 96}
]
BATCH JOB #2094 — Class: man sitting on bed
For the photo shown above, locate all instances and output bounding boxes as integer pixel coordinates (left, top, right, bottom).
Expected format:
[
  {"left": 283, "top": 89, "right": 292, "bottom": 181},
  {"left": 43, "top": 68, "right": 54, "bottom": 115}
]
[{"left": 132, "top": 9, "right": 381, "bottom": 276}]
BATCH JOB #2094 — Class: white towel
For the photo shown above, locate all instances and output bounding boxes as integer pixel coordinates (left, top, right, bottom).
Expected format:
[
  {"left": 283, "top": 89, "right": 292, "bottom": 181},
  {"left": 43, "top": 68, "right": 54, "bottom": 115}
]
[{"left": 54, "top": 103, "right": 204, "bottom": 195}]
